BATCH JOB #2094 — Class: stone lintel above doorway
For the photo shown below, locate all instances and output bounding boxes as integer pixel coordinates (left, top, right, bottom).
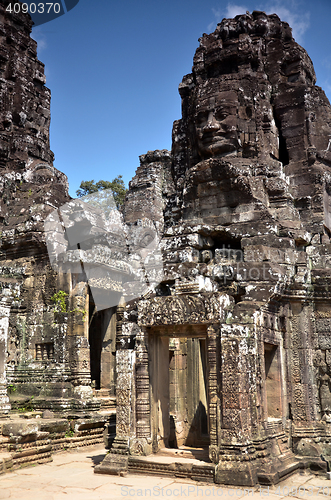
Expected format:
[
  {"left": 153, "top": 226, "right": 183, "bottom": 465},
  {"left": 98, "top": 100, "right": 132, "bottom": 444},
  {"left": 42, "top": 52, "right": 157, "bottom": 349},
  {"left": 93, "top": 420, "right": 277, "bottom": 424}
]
[
  {"left": 149, "top": 324, "right": 208, "bottom": 337},
  {"left": 138, "top": 293, "right": 233, "bottom": 327}
]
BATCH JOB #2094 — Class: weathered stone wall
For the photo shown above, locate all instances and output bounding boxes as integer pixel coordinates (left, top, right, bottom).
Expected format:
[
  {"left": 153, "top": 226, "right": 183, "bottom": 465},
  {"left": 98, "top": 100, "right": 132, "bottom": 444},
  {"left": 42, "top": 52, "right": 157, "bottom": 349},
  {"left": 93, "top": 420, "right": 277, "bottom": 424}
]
[
  {"left": 0, "top": 412, "right": 114, "bottom": 474},
  {"left": 2, "top": 2, "right": 331, "bottom": 484},
  {"left": 0, "top": 1, "right": 102, "bottom": 411},
  {"left": 100, "top": 11, "right": 331, "bottom": 485}
]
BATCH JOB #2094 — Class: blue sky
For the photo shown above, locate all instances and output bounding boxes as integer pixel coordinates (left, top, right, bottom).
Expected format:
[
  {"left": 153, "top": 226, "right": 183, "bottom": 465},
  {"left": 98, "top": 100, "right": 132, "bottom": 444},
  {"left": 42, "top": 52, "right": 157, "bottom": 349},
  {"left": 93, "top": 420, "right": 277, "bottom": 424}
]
[{"left": 31, "top": 0, "right": 331, "bottom": 197}]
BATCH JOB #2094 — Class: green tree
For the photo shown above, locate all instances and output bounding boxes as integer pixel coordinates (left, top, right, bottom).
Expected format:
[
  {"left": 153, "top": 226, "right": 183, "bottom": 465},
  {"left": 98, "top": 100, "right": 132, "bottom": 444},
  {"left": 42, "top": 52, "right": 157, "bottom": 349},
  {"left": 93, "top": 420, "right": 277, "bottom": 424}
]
[
  {"left": 75, "top": 180, "right": 98, "bottom": 197},
  {"left": 76, "top": 176, "right": 127, "bottom": 208}
]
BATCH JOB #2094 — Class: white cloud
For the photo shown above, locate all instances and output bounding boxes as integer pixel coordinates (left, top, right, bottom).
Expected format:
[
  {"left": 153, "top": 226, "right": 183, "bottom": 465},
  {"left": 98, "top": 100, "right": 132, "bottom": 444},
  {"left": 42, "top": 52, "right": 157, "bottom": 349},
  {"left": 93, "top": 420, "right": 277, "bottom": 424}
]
[
  {"left": 225, "top": 3, "right": 249, "bottom": 18},
  {"left": 260, "top": 2, "right": 310, "bottom": 43},
  {"left": 31, "top": 28, "right": 47, "bottom": 53},
  {"left": 208, "top": 8, "right": 221, "bottom": 31},
  {"left": 208, "top": 4, "right": 248, "bottom": 31}
]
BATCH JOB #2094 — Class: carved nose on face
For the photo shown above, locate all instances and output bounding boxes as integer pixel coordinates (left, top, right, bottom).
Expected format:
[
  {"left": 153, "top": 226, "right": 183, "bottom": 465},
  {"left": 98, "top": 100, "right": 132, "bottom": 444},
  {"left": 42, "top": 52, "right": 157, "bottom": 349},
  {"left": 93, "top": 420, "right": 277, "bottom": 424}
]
[{"left": 203, "top": 112, "right": 220, "bottom": 131}]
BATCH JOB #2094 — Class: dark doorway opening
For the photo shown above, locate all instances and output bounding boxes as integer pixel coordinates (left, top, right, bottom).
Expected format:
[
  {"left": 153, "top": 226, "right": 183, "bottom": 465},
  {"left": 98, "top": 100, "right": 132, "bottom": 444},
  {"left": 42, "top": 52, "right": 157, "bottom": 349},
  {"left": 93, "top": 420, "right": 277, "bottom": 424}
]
[
  {"left": 153, "top": 335, "right": 210, "bottom": 450},
  {"left": 264, "top": 343, "right": 282, "bottom": 419},
  {"left": 273, "top": 115, "right": 289, "bottom": 166},
  {"left": 88, "top": 288, "right": 116, "bottom": 391}
]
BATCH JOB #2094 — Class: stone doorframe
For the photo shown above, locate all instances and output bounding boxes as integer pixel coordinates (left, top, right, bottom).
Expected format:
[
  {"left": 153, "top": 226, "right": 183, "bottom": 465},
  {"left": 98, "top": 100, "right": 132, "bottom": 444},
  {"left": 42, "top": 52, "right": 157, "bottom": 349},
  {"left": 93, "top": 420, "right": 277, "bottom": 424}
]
[
  {"left": 130, "top": 324, "right": 220, "bottom": 463},
  {"left": 132, "top": 323, "right": 220, "bottom": 461},
  {"left": 129, "top": 293, "right": 232, "bottom": 461}
]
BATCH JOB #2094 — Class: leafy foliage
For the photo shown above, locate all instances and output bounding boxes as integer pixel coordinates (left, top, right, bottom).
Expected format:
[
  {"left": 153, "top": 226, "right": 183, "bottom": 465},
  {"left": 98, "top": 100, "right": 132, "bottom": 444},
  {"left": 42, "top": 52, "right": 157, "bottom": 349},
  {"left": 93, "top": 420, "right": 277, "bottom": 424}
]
[
  {"left": 75, "top": 180, "right": 98, "bottom": 197},
  {"left": 51, "top": 290, "right": 68, "bottom": 313},
  {"left": 51, "top": 291, "right": 86, "bottom": 321},
  {"left": 76, "top": 176, "right": 127, "bottom": 208}
]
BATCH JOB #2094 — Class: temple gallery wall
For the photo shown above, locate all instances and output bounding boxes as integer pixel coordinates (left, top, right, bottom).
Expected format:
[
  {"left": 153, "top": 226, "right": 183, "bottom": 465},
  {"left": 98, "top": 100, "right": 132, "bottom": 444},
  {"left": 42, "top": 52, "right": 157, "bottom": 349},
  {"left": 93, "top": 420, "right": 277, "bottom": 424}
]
[{"left": 1, "top": 2, "right": 331, "bottom": 485}]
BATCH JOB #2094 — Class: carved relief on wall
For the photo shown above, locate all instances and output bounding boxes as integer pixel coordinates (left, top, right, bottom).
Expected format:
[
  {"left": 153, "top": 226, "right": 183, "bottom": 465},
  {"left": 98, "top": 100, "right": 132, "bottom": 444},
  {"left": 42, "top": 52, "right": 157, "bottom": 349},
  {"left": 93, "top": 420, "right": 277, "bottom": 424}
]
[
  {"left": 292, "top": 385, "right": 308, "bottom": 421},
  {"left": 209, "top": 445, "right": 219, "bottom": 464},
  {"left": 138, "top": 293, "right": 231, "bottom": 326},
  {"left": 313, "top": 310, "right": 331, "bottom": 421},
  {"left": 129, "top": 438, "right": 152, "bottom": 456},
  {"left": 116, "top": 406, "right": 131, "bottom": 437},
  {"left": 117, "top": 389, "right": 130, "bottom": 406},
  {"left": 319, "top": 362, "right": 331, "bottom": 419},
  {"left": 6, "top": 326, "right": 20, "bottom": 367}
]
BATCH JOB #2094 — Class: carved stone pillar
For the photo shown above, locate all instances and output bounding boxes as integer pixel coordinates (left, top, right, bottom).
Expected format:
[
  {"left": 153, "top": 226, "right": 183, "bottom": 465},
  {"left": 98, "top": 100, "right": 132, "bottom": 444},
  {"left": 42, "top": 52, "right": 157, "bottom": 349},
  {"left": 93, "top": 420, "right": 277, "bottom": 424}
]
[
  {"left": 135, "top": 328, "right": 150, "bottom": 437},
  {"left": 130, "top": 326, "right": 152, "bottom": 456},
  {"left": 0, "top": 298, "right": 11, "bottom": 415},
  {"left": 95, "top": 301, "right": 132, "bottom": 474},
  {"left": 113, "top": 302, "right": 133, "bottom": 451},
  {"left": 215, "top": 323, "right": 260, "bottom": 486},
  {"left": 207, "top": 325, "right": 219, "bottom": 463},
  {"left": 289, "top": 302, "right": 315, "bottom": 423},
  {"left": 67, "top": 280, "right": 93, "bottom": 403},
  {"left": 291, "top": 299, "right": 331, "bottom": 461}
]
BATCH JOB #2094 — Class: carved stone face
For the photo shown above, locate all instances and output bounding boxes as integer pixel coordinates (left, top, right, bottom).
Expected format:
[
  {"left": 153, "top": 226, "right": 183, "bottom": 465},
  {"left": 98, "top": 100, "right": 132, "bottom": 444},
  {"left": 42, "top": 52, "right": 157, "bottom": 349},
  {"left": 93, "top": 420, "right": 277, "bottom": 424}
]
[{"left": 194, "top": 90, "right": 239, "bottom": 159}]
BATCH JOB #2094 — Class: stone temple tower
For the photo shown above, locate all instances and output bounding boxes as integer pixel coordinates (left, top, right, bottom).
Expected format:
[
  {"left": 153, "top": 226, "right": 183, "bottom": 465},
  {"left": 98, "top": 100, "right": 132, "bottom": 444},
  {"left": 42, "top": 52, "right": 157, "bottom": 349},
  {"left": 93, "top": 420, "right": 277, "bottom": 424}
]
[
  {"left": 0, "top": 6, "right": 53, "bottom": 168},
  {"left": 97, "top": 11, "right": 331, "bottom": 485}
]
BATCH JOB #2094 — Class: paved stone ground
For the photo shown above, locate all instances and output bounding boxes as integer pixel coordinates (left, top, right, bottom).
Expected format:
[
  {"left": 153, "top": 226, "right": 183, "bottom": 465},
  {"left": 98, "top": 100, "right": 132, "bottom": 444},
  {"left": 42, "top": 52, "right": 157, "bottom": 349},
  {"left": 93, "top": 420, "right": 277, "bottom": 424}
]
[{"left": 0, "top": 445, "right": 330, "bottom": 500}]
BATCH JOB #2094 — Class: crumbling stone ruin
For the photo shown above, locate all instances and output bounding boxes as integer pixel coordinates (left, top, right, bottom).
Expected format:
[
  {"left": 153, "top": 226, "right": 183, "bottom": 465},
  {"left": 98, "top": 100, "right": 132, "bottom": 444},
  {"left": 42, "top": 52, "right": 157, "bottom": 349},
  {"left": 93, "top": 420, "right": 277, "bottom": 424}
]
[
  {"left": 0, "top": 0, "right": 70, "bottom": 413},
  {"left": 96, "top": 11, "right": 331, "bottom": 485},
  {"left": 0, "top": 0, "right": 115, "bottom": 470},
  {"left": 2, "top": 2, "right": 331, "bottom": 486},
  {"left": 0, "top": 0, "right": 120, "bottom": 416}
]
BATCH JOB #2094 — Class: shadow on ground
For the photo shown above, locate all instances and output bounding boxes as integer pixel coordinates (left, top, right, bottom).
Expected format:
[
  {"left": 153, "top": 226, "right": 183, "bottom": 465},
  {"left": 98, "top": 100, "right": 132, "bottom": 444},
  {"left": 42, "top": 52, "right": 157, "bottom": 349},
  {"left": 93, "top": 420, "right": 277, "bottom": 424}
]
[{"left": 88, "top": 452, "right": 107, "bottom": 466}]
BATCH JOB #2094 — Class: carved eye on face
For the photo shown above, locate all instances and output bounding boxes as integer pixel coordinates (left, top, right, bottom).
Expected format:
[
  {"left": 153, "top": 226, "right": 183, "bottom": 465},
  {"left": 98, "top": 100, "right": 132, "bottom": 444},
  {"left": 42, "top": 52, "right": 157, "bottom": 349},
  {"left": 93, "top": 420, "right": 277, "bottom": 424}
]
[{"left": 214, "top": 108, "right": 228, "bottom": 121}]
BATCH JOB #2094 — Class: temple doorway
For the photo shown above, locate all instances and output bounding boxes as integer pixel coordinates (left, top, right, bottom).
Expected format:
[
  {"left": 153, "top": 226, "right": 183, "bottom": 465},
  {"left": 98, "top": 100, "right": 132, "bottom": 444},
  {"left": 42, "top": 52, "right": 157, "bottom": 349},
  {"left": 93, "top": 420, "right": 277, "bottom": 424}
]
[
  {"left": 150, "top": 331, "right": 210, "bottom": 452},
  {"left": 88, "top": 288, "right": 117, "bottom": 392}
]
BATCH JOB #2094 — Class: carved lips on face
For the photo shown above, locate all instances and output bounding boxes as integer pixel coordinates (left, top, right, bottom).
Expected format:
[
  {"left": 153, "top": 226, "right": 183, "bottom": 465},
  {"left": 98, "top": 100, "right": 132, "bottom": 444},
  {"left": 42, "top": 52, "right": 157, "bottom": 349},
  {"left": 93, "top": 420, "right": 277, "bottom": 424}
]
[{"left": 194, "top": 93, "right": 239, "bottom": 158}]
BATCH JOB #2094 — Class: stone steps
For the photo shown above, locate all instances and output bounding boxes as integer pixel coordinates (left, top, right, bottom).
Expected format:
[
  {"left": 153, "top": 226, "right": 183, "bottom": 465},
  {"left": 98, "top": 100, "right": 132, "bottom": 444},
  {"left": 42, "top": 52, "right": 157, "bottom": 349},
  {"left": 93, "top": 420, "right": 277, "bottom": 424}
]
[
  {"left": 128, "top": 454, "right": 215, "bottom": 483},
  {"left": 257, "top": 457, "right": 302, "bottom": 485},
  {"left": 92, "top": 390, "right": 116, "bottom": 410},
  {"left": 158, "top": 446, "right": 210, "bottom": 461}
]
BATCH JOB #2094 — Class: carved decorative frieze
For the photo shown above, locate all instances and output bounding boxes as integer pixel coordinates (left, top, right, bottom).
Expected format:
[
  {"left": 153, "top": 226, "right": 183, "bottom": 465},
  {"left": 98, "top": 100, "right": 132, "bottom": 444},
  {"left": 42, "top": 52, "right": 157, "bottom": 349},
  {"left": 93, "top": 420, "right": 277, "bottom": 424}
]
[{"left": 138, "top": 293, "right": 231, "bottom": 326}]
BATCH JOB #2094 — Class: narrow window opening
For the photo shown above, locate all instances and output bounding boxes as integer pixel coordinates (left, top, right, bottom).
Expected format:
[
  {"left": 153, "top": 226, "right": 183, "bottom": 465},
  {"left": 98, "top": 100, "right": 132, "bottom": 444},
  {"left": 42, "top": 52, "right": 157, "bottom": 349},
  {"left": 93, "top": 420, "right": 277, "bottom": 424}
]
[
  {"left": 35, "top": 342, "right": 54, "bottom": 361},
  {"left": 273, "top": 114, "right": 289, "bottom": 165}
]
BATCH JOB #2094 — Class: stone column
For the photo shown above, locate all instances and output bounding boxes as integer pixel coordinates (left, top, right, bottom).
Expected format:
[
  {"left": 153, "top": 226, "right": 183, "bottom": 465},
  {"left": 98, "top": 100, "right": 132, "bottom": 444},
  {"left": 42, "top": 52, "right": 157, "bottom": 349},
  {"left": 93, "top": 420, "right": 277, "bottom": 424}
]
[
  {"left": 95, "top": 302, "right": 133, "bottom": 474},
  {"left": 290, "top": 300, "right": 330, "bottom": 460},
  {"left": 289, "top": 302, "right": 316, "bottom": 423},
  {"left": 150, "top": 334, "right": 170, "bottom": 450},
  {"left": 215, "top": 323, "right": 259, "bottom": 486},
  {"left": 0, "top": 298, "right": 11, "bottom": 415},
  {"left": 130, "top": 326, "right": 152, "bottom": 456},
  {"left": 69, "top": 282, "right": 93, "bottom": 402},
  {"left": 135, "top": 327, "right": 151, "bottom": 438},
  {"left": 207, "top": 325, "right": 219, "bottom": 463}
]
